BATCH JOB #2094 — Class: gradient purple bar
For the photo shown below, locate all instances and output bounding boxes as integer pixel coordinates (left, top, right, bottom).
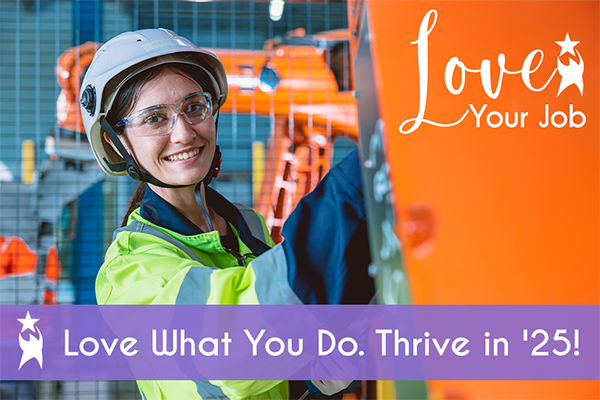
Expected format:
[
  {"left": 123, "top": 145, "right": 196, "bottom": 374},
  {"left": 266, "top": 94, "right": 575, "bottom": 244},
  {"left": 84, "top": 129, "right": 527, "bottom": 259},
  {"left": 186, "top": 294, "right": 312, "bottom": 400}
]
[{"left": 1, "top": 305, "right": 598, "bottom": 381}]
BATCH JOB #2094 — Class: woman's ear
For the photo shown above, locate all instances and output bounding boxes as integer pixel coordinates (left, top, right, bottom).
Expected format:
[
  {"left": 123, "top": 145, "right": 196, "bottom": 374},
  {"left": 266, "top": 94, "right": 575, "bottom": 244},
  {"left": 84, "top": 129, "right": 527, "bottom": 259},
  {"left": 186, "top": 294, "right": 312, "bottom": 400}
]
[{"left": 103, "top": 131, "right": 130, "bottom": 158}]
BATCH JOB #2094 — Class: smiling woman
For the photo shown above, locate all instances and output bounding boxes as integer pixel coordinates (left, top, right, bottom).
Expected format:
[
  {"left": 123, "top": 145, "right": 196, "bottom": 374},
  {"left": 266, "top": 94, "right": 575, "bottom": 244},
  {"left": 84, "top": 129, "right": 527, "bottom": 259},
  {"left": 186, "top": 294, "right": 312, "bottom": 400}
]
[
  {"left": 79, "top": 28, "right": 370, "bottom": 400},
  {"left": 118, "top": 76, "right": 215, "bottom": 188},
  {"left": 104, "top": 67, "right": 224, "bottom": 233}
]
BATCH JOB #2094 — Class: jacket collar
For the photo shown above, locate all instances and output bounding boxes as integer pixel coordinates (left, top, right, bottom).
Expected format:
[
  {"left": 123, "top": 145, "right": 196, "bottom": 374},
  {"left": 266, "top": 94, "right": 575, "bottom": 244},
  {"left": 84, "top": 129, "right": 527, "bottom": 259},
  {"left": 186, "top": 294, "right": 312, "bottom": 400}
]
[{"left": 140, "top": 184, "right": 270, "bottom": 255}]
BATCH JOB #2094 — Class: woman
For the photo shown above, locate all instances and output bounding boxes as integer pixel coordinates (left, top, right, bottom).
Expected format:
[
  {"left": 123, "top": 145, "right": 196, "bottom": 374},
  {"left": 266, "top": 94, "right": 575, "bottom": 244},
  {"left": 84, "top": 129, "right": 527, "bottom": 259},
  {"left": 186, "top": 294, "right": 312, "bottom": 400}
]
[{"left": 81, "top": 28, "right": 370, "bottom": 399}]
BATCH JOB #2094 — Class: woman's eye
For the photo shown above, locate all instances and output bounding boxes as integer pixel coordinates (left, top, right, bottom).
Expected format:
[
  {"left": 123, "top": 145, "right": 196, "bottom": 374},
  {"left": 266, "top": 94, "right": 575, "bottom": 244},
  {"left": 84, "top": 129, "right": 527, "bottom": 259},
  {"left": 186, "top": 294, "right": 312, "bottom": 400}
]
[
  {"left": 186, "top": 103, "right": 205, "bottom": 114},
  {"left": 143, "top": 113, "right": 166, "bottom": 124}
]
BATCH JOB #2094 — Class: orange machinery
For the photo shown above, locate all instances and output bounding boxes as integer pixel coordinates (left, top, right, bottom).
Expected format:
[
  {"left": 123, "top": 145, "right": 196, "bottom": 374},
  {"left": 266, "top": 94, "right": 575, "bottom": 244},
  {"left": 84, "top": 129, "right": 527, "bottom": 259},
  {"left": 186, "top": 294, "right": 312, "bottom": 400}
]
[
  {"left": 214, "top": 29, "right": 358, "bottom": 242},
  {"left": 0, "top": 237, "right": 61, "bottom": 305},
  {"left": 48, "top": 42, "right": 102, "bottom": 162},
  {"left": 348, "top": 0, "right": 599, "bottom": 399},
  {"left": 52, "top": 38, "right": 357, "bottom": 242},
  {"left": 55, "top": 42, "right": 102, "bottom": 134}
]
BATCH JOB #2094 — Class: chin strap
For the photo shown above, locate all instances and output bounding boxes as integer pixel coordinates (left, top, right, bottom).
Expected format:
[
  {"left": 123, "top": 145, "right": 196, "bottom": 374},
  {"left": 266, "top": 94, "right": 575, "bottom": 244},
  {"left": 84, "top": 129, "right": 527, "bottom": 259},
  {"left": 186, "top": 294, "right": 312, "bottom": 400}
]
[
  {"left": 100, "top": 116, "right": 221, "bottom": 189},
  {"left": 201, "top": 146, "right": 221, "bottom": 185},
  {"left": 201, "top": 109, "right": 222, "bottom": 186}
]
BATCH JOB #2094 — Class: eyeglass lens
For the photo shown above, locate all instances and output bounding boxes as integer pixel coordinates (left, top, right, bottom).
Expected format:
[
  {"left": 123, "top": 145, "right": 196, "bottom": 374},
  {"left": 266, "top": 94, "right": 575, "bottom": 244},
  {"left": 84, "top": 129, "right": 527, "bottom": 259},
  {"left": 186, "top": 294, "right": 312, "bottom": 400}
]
[{"left": 122, "top": 93, "right": 211, "bottom": 137}]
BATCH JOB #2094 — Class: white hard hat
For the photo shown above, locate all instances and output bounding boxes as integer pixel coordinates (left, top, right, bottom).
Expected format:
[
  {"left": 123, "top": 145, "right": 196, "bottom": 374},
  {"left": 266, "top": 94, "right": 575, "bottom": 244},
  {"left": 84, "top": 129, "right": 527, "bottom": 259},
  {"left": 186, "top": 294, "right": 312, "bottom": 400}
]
[{"left": 80, "top": 28, "right": 228, "bottom": 177}]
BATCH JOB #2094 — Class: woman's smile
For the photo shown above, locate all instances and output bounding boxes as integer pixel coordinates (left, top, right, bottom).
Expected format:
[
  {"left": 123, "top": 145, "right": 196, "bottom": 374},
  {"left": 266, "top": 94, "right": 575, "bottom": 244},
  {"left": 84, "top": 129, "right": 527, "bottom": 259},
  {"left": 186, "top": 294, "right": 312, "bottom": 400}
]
[{"left": 164, "top": 146, "right": 202, "bottom": 162}]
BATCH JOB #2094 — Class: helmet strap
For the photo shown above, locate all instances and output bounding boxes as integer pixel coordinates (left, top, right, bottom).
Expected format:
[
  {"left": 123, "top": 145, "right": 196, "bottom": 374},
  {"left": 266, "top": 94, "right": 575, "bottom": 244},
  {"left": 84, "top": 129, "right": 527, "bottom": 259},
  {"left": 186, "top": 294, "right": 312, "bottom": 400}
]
[
  {"left": 100, "top": 117, "right": 192, "bottom": 189},
  {"left": 200, "top": 110, "right": 222, "bottom": 186},
  {"left": 201, "top": 145, "right": 221, "bottom": 185}
]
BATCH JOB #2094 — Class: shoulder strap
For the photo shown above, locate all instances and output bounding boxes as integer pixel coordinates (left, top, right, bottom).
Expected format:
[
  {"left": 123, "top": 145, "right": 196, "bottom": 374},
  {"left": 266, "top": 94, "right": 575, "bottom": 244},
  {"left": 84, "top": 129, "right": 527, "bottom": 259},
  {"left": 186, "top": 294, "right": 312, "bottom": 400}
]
[
  {"left": 233, "top": 203, "right": 269, "bottom": 245},
  {"left": 113, "top": 221, "right": 206, "bottom": 265}
]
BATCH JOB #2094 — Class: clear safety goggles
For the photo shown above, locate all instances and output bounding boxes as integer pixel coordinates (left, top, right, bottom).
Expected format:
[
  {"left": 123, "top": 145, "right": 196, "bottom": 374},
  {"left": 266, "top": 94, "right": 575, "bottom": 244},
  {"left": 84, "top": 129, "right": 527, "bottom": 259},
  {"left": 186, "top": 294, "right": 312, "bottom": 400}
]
[{"left": 115, "top": 92, "right": 213, "bottom": 137}]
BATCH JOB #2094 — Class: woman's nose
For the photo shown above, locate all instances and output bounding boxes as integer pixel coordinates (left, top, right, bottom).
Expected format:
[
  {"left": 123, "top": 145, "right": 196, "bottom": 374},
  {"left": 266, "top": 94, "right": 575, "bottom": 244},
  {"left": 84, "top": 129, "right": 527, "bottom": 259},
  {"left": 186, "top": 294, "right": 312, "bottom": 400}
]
[{"left": 169, "top": 114, "right": 196, "bottom": 144}]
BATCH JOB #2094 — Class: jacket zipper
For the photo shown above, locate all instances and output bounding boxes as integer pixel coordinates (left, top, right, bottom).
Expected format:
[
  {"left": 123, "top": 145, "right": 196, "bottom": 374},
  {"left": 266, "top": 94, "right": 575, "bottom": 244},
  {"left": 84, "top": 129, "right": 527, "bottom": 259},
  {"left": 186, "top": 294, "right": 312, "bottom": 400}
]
[{"left": 224, "top": 248, "right": 252, "bottom": 267}]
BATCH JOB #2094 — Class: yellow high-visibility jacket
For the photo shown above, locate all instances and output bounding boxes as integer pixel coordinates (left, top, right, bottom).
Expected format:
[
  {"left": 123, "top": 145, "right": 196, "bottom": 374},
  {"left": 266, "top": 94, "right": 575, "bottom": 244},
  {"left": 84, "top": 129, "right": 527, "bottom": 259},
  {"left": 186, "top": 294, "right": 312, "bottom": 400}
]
[{"left": 96, "top": 187, "right": 302, "bottom": 400}]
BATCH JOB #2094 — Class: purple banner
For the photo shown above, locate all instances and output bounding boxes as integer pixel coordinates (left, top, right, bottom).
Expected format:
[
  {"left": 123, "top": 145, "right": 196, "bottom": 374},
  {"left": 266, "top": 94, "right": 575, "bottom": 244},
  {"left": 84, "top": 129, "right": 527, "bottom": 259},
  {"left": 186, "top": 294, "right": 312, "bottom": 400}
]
[{"left": 1, "top": 305, "right": 598, "bottom": 381}]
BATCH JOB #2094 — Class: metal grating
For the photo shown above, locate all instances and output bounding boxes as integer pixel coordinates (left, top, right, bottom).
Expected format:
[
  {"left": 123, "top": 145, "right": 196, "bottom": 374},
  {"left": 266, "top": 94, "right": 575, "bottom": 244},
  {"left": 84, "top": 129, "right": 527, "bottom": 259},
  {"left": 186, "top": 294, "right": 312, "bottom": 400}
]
[{"left": 0, "top": 0, "right": 354, "bottom": 398}]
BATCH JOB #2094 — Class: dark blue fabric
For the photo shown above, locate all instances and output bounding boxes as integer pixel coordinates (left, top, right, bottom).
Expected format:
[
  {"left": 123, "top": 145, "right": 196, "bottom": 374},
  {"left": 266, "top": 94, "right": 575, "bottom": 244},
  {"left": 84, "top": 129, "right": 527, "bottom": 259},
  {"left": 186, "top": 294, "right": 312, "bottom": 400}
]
[
  {"left": 281, "top": 149, "right": 375, "bottom": 305},
  {"left": 140, "top": 185, "right": 271, "bottom": 257},
  {"left": 306, "top": 380, "right": 321, "bottom": 394},
  {"left": 138, "top": 149, "right": 374, "bottom": 304}
]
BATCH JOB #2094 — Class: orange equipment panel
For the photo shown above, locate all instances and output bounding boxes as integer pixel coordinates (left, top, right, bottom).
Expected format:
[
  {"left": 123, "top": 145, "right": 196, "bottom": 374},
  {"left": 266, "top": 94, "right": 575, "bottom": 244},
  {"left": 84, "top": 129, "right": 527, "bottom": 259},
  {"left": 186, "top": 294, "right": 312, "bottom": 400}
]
[
  {"left": 0, "top": 236, "right": 37, "bottom": 278},
  {"left": 350, "top": 0, "right": 598, "bottom": 398}
]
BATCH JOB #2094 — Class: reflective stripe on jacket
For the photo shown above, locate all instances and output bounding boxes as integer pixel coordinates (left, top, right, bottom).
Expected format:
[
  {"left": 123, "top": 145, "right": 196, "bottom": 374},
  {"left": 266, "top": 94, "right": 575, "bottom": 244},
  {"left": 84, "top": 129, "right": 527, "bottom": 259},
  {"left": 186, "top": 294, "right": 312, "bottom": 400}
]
[{"left": 96, "top": 202, "right": 301, "bottom": 400}]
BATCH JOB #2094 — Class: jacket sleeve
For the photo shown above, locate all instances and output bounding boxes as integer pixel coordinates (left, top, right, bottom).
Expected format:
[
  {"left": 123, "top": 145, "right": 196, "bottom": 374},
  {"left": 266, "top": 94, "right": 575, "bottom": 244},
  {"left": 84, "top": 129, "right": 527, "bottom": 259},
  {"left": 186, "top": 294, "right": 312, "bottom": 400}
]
[
  {"left": 96, "top": 235, "right": 301, "bottom": 306},
  {"left": 96, "top": 237, "right": 298, "bottom": 399},
  {"left": 281, "top": 149, "right": 375, "bottom": 304}
]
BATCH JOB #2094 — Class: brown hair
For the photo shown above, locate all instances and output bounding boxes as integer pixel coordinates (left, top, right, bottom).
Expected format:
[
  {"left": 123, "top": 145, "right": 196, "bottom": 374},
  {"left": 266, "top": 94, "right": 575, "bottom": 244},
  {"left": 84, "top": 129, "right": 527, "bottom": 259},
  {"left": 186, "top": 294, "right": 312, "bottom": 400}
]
[
  {"left": 121, "top": 182, "right": 146, "bottom": 227},
  {"left": 107, "top": 62, "right": 213, "bottom": 227}
]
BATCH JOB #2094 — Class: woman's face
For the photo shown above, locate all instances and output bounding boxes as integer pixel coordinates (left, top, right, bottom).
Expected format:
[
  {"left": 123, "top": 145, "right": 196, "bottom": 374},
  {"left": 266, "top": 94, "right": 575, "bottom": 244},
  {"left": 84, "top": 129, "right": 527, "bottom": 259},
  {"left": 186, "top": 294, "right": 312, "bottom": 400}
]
[{"left": 121, "top": 70, "right": 216, "bottom": 186}]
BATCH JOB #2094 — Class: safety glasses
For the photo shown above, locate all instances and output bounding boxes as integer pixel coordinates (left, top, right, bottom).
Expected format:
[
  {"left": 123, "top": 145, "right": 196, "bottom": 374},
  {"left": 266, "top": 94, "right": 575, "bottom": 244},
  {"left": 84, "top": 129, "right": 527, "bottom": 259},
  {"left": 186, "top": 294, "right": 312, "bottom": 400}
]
[{"left": 115, "top": 92, "right": 212, "bottom": 137}]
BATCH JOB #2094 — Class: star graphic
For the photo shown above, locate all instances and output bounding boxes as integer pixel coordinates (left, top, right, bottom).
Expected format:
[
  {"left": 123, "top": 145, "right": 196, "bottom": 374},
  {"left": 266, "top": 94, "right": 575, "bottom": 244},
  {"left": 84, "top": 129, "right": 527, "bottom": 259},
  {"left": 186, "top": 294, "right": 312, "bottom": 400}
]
[
  {"left": 17, "top": 312, "right": 39, "bottom": 333},
  {"left": 556, "top": 33, "right": 580, "bottom": 56}
]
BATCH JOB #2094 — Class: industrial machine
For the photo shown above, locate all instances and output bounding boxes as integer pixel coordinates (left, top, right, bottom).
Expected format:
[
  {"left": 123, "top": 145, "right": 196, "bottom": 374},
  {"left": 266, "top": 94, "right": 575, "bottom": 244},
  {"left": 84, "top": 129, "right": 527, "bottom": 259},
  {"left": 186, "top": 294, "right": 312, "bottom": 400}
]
[
  {"left": 348, "top": 0, "right": 599, "bottom": 398},
  {"left": 214, "top": 29, "right": 358, "bottom": 242}
]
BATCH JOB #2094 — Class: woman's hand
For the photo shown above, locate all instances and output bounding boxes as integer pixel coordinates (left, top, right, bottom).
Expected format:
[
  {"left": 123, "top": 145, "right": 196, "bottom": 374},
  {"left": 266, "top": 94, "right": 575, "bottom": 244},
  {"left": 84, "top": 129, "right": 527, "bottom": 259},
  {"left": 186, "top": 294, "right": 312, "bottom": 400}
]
[{"left": 310, "top": 380, "right": 353, "bottom": 396}]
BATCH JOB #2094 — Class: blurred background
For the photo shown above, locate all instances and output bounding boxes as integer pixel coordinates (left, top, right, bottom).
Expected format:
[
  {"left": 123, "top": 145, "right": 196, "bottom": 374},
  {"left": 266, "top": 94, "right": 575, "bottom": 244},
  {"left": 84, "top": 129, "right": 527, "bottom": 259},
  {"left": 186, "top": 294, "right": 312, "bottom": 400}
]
[{"left": 0, "top": 0, "right": 357, "bottom": 398}]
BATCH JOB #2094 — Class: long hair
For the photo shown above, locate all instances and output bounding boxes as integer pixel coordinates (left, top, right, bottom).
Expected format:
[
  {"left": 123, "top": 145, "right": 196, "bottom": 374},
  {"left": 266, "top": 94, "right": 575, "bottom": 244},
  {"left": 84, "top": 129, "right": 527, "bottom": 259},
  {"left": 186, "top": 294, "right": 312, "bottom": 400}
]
[{"left": 121, "top": 182, "right": 146, "bottom": 227}]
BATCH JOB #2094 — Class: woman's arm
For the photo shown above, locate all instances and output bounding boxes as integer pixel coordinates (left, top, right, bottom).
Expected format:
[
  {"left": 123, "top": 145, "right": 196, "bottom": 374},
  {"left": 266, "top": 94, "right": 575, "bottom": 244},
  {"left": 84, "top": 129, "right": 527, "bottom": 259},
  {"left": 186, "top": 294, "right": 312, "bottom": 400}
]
[
  {"left": 281, "top": 149, "right": 375, "bottom": 304},
  {"left": 97, "top": 238, "right": 298, "bottom": 399}
]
